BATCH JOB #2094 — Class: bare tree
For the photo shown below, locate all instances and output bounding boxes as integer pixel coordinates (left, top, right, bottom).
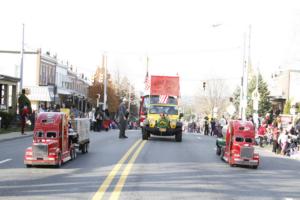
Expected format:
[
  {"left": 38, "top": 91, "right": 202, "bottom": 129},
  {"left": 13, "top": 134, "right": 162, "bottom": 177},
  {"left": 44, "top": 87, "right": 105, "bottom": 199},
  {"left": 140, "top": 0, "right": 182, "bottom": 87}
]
[{"left": 193, "top": 79, "right": 229, "bottom": 118}]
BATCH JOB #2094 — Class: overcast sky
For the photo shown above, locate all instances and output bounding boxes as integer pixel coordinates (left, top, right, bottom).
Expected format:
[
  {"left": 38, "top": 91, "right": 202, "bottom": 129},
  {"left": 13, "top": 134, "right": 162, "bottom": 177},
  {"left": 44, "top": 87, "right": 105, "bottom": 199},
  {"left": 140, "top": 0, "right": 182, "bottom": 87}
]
[{"left": 1, "top": 0, "right": 299, "bottom": 96}]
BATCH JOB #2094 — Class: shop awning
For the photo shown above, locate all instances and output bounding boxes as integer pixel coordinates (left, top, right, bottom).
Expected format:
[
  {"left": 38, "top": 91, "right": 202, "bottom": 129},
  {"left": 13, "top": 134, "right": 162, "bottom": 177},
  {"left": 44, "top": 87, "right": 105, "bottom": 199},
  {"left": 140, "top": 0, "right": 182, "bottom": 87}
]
[
  {"left": 57, "top": 88, "right": 71, "bottom": 95},
  {"left": 26, "top": 86, "right": 53, "bottom": 102}
]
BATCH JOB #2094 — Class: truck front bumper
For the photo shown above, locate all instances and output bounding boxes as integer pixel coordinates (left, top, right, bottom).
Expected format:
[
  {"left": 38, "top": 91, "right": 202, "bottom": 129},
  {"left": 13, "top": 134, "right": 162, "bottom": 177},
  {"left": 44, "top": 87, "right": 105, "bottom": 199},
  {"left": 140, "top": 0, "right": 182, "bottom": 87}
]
[
  {"left": 233, "top": 158, "right": 259, "bottom": 166},
  {"left": 24, "top": 158, "right": 57, "bottom": 166},
  {"left": 144, "top": 127, "right": 181, "bottom": 136}
]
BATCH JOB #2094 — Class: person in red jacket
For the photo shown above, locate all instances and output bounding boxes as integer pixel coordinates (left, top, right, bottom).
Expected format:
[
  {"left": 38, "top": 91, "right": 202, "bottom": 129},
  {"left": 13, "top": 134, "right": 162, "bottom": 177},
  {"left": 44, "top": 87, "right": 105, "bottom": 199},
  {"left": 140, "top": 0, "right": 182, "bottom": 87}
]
[
  {"left": 21, "top": 105, "right": 29, "bottom": 135},
  {"left": 258, "top": 122, "right": 267, "bottom": 147}
]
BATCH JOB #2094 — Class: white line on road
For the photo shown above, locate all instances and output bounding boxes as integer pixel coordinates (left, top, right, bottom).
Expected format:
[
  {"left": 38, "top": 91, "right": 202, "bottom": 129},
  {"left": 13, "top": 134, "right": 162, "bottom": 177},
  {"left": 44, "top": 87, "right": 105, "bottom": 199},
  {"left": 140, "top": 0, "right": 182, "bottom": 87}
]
[
  {"left": 197, "top": 137, "right": 201, "bottom": 140},
  {"left": 0, "top": 158, "right": 12, "bottom": 164}
]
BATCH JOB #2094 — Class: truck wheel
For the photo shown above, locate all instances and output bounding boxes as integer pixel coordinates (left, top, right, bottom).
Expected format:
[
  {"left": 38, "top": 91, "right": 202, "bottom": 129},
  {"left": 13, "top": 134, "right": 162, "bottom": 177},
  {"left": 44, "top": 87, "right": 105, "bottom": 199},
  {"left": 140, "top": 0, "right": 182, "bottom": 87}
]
[
  {"left": 26, "top": 164, "right": 32, "bottom": 168},
  {"left": 252, "top": 165, "right": 258, "bottom": 169},
  {"left": 56, "top": 154, "right": 62, "bottom": 168},
  {"left": 220, "top": 148, "right": 225, "bottom": 160},
  {"left": 81, "top": 144, "right": 86, "bottom": 154},
  {"left": 86, "top": 143, "right": 89, "bottom": 153},
  {"left": 142, "top": 131, "right": 148, "bottom": 140},
  {"left": 216, "top": 146, "right": 221, "bottom": 156},
  {"left": 175, "top": 131, "right": 182, "bottom": 142},
  {"left": 71, "top": 148, "right": 76, "bottom": 160}
]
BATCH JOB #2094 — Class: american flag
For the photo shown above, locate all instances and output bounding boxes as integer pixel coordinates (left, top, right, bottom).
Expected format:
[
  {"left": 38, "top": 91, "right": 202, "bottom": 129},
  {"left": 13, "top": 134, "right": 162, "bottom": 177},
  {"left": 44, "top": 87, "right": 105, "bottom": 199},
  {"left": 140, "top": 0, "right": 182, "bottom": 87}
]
[
  {"left": 144, "top": 56, "right": 150, "bottom": 91},
  {"left": 144, "top": 71, "right": 150, "bottom": 91},
  {"left": 159, "top": 95, "right": 168, "bottom": 104}
]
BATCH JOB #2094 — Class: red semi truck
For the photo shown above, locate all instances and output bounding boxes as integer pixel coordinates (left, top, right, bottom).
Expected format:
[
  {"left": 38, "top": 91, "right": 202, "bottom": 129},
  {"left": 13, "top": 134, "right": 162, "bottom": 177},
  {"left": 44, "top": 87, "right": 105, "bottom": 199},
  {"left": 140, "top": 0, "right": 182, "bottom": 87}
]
[
  {"left": 217, "top": 120, "right": 260, "bottom": 169},
  {"left": 24, "top": 112, "right": 90, "bottom": 168}
]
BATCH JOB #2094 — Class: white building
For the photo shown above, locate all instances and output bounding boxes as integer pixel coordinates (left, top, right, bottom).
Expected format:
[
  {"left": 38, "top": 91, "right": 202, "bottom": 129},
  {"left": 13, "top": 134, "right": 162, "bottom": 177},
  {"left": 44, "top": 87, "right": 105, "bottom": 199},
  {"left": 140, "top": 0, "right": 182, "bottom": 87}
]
[
  {"left": 0, "top": 49, "right": 90, "bottom": 113},
  {"left": 269, "top": 68, "right": 300, "bottom": 112}
]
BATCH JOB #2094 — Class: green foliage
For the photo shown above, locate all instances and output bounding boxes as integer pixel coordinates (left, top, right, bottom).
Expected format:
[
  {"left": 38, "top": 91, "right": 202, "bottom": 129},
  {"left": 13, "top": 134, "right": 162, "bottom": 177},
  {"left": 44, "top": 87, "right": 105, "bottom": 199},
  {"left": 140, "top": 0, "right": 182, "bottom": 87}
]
[
  {"left": 283, "top": 99, "right": 292, "bottom": 114},
  {"left": 0, "top": 111, "right": 15, "bottom": 129},
  {"left": 18, "top": 94, "right": 32, "bottom": 114},
  {"left": 232, "top": 87, "right": 241, "bottom": 116},
  {"left": 232, "top": 73, "right": 271, "bottom": 117}
]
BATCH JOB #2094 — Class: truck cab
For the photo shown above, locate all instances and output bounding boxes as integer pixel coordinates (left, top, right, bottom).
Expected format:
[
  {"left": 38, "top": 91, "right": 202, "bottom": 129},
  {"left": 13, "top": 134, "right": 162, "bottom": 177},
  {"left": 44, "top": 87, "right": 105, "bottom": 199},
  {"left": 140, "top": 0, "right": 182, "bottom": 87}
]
[
  {"left": 142, "top": 103, "right": 183, "bottom": 142},
  {"left": 217, "top": 120, "right": 260, "bottom": 169},
  {"left": 24, "top": 112, "right": 78, "bottom": 168}
]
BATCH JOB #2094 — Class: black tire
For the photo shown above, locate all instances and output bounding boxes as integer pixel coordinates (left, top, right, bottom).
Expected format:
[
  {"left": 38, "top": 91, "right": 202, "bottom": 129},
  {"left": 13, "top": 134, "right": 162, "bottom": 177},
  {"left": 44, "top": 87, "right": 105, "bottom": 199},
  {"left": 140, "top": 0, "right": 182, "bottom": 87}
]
[
  {"left": 252, "top": 165, "right": 258, "bottom": 169},
  {"left": 81, "top": 144, "right": 86, "bottom": 154},
  {"left": 216, "top": 146, "right": 221, "bottom": 156},
  {"left": 220, "top": 148, "right": 225, "bottom": 160},
  {"left": 142, "top": 131, "right": 148, "bottom": 140},
  {"left": 86, "top": 143, "right": 89, "bottom": 153},
  {"left": 70, "top": 149, "right": 74, "bottom": 160},
  {"left": 56, "top": 154, "right": 62, "bottom": 168},
  {"left": 71, "top": 148, "right": 76, "bottom": 160},
  {"left": 175, "top": 131, "right": 182, "bottom": 142},
  {"left": 26, "top": 164, "right": 32, "bottom": 168}
]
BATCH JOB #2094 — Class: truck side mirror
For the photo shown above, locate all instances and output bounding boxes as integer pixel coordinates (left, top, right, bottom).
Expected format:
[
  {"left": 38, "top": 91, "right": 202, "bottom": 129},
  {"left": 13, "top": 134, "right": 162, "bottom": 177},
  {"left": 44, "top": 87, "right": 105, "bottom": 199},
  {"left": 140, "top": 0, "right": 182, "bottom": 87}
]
[{"left": 179, "top": 113, "right": 184, "bottom": 118}]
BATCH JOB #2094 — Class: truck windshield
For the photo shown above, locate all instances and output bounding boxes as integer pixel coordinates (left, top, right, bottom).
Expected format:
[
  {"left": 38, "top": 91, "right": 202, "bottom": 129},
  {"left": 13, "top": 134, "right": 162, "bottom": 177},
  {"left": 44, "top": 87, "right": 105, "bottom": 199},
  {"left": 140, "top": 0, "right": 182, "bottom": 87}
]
[
  {"left": 235, "top": 137, "right": 244, "bottom": 142},
  {"left": 47, "top": 132, "right": 57, "bottom": 138},
  {"left": 235, "top": 137, "right": 253, "bottom": 143},
  {"left": 245, "top": 138, "right": 253, "bottom": 143},
  {"left": 149, "top": 105, "right": 178, "bottom": 115},
  {"left": 35, "top": 131, "right": 44, "bottom": 138}
]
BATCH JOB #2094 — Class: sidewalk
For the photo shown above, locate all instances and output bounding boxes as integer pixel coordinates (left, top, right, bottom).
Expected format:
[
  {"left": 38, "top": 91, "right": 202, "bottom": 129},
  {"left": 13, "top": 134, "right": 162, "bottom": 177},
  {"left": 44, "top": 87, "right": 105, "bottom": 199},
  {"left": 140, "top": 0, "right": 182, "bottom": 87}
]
[
  {"left": 0, "top": 131, "right": 34, "bottom": 142},
  {"left": 257, "top": 144, "right": 300, "bottom": 161}
]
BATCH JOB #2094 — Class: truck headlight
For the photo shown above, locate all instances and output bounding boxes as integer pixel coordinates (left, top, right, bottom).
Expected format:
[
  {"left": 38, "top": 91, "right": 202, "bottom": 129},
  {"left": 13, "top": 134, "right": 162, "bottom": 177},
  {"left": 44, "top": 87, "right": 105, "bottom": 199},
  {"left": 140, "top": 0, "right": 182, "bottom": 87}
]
[
  {"left": 149, "top": 119, "right": 156, "bottom": 128},
  {"left": 170, "top": 120, "right": 176, "bottom": 129}
]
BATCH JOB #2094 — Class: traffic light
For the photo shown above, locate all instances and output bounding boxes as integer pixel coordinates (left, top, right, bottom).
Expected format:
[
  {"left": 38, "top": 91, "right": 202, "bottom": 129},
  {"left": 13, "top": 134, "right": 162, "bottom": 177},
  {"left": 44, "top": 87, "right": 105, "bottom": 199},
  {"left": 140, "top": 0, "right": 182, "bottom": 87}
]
[{"left": 203, "top": 82, "right": 206, "bottom": 90}]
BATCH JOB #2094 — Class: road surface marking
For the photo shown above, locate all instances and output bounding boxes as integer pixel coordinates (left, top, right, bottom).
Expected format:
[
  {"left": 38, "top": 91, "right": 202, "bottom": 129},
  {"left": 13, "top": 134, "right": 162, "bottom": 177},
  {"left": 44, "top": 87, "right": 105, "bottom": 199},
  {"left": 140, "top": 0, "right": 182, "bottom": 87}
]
[
  {"left": 92, "top": 139, "right": 142, "bottom": 200},
  {"left": 109, "top": 140, "right": 147, "bottom": 200},
  {"left": 0, "top": 158, "right": 12, "bottom": 164},
  {"left": 197, "top": 137, "right": 201, "bottom": 140}
]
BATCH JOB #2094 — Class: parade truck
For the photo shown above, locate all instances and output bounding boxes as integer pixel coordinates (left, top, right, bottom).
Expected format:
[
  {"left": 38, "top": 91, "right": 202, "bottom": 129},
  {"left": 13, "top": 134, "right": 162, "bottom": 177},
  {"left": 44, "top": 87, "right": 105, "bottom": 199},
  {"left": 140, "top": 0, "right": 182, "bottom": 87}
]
[
  {"left": 216, "top": 120, "right": 260, "bottom": 169},
  {"left": 24, "top": 112, "right": 90, "bottom": 168},
  {"left": 141, "top": 75, "right": 183, "bottom": 142}
]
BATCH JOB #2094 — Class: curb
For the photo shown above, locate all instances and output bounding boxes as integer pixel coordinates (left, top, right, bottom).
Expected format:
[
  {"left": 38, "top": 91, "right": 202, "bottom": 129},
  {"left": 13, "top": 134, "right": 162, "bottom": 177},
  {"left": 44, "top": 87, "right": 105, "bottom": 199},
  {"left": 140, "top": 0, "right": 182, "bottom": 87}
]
[
  {"left": 0, "top": 132, "right": 34, "bottom": 143},
  {"left": 256, "top": 145, "right": 300, "bottom": 161}
]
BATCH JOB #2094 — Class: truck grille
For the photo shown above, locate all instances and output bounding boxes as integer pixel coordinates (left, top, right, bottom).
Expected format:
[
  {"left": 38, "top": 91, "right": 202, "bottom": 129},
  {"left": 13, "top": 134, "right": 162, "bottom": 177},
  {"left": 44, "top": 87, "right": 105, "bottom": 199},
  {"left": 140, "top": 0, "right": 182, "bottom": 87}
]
[
  {"left": 32, "top": 144, "right": 48, "bottom": 159},
  {"left": 240, "top": 146, "right": 254, "bottom": 159}
]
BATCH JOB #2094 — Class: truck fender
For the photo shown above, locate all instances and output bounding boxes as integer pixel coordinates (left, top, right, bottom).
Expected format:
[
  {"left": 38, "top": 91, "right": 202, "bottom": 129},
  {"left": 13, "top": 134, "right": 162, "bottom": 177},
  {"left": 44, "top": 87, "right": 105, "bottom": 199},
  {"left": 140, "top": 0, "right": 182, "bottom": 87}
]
[{"left": 176, "top": 121, "right": 183, "bottom": 128}]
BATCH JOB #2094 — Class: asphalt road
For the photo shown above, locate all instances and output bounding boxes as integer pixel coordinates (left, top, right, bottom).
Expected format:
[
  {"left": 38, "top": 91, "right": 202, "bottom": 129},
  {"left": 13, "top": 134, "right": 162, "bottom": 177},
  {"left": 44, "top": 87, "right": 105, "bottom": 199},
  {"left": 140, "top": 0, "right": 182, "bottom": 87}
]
[{"left": 0, "top": 130, "right": 300, "bottom": 200}]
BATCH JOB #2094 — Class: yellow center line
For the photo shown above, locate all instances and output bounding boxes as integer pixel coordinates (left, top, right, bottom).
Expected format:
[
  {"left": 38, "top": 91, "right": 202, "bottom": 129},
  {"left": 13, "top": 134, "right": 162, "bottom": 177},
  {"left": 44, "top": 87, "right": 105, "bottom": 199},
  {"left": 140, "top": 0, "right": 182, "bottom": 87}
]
[
  {"left": 109, "top": 140, "right": 147, "bottom": 200},
  {"left": 92, "top": 139, "right": 142, "bottom": 200}
]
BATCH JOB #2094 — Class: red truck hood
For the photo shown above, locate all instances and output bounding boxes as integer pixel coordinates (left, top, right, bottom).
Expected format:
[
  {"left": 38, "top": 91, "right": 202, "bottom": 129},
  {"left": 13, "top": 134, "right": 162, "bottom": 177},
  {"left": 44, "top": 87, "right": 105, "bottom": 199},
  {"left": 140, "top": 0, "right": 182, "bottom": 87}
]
[{"left": 33, "top": 139, "right": 58, "bottom": 147}]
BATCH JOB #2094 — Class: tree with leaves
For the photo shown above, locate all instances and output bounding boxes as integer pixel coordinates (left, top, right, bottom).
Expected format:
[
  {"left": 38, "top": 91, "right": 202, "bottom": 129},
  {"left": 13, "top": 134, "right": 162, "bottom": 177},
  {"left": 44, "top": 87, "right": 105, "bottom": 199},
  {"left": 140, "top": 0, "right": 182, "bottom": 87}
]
[
  {"left": 232, "top": 73, "right": 271, "bottom": 117},
  {"left": 283, "top": 99, "right": 291, "bottom": 114}
]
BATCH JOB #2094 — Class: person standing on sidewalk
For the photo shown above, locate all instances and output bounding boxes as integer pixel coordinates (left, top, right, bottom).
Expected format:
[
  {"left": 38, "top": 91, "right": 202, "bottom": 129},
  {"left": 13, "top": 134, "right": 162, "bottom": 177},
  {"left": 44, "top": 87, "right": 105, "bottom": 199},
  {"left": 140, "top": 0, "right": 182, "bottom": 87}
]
[
  {"left": 18, "top": 89, "right": 32, "bottom": 135},
  {"left": 204, "top": 117, "right": 209, "bottom": 135},
  {"left": 272, "top": 121, "right": 280, "bottom": 154},
  {"left": 118, "top": 98, "right": 128, "bottom": 139}
]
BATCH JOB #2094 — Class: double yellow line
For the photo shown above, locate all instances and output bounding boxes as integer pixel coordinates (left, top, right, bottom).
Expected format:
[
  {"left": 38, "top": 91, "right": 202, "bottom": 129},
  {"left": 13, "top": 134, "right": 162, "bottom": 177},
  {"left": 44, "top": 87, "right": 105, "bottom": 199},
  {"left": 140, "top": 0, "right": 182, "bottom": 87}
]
[{"left": 92, "top": 139, "right": 146, "bottom": 200}]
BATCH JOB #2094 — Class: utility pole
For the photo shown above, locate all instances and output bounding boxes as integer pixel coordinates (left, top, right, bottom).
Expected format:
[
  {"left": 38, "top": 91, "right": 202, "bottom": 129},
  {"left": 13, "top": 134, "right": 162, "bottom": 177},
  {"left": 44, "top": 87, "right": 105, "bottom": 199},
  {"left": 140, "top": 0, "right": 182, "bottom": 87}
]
[
  {"left": 103, "top": 53, "right": 107, "bottom": 110},
  {"left": 128, "top": 84, "right": 131, "bottom": 118},
  {"left": 19, "top": 23, "right": 25, "bottom": 92},
  {"left": 241, "top": 25, "right": 251, "bottom": 121}
]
